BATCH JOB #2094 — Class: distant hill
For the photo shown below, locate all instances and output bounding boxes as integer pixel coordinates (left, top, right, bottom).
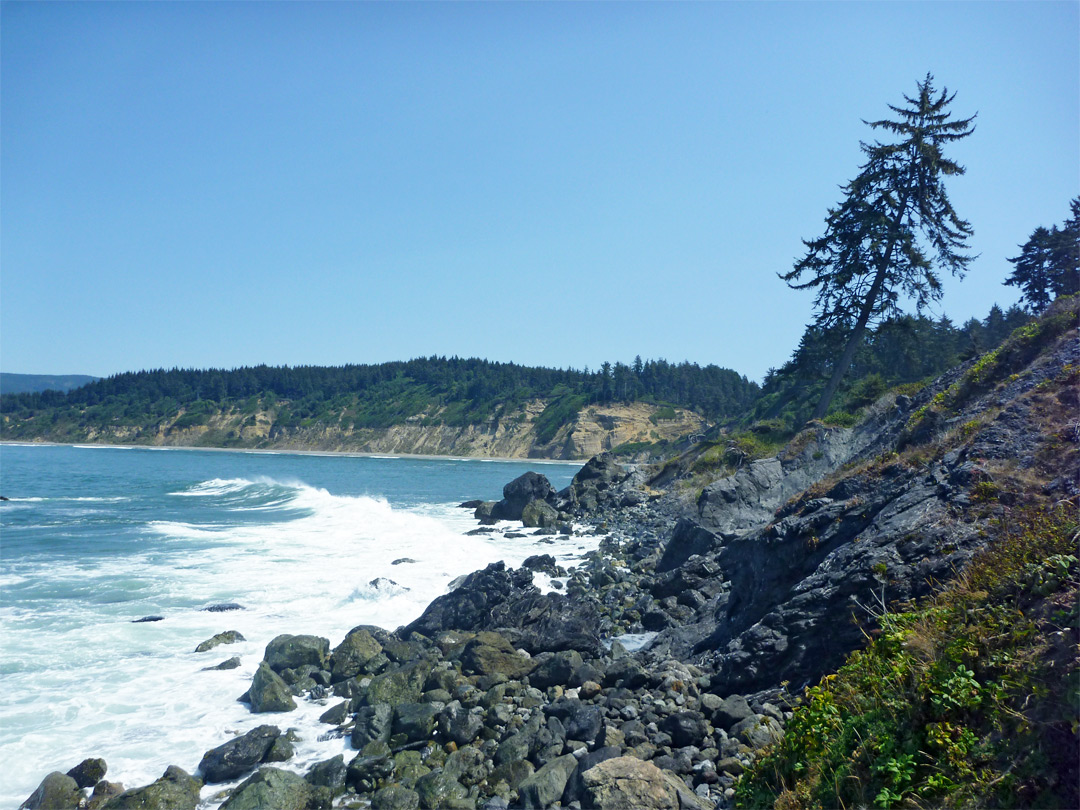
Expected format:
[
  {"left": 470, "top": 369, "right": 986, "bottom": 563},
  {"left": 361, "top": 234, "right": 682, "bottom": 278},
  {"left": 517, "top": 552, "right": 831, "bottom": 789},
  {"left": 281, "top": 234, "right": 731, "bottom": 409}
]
[
  {"left": 0, "top": 357, "right": 759, "bottom": 459},
  {"left": 0, "top": 373, "right": 99, "bottom": 395}
]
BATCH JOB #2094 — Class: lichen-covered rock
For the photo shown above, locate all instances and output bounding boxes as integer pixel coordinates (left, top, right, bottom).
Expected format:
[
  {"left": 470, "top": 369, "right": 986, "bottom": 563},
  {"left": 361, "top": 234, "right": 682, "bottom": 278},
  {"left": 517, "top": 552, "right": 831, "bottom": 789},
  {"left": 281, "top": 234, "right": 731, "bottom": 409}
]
[
  {"left": 19, "top": 771, "right": 81, "bottom": 810},
  {"left": 459, "top": 632, "right": 536, "bottom": 679},
  {"left": 220, "top": 767, "right": 329, "bottom": 810},
  {"left": 305, "top": 755, "right": 347, "bottom": 793},
  {"left": 371, "top": 785, "right": 421, "bottom": 810},
  {"left": 414, "top": 770, "right": 472, "bottom": 809},
  {"left": 264, "top": 634, "right": 329, "bottom": 673},
  {"left": 248, "top": 661, "right": 296, "bottom": 713},
  {"left": 579, "top": 757, "right": 679, "bottom": 810},
  {"left": 100, "top": 765, "right": 202, "bottom": 810},
  {"left": 364, "top": 660, "right": 433, "bottom": 707},
  {"left": 65, "top": 757, "right": 107, "bottom": 789},
  {"left": 329, "top": 626, "right": 383, "bottom": 682}
]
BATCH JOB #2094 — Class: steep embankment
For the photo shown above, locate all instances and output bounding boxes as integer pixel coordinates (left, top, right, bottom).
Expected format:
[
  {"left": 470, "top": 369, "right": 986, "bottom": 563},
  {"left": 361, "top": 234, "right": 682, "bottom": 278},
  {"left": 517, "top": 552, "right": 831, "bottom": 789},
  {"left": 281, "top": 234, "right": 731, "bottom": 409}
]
[{"left": 40, "top": 400, "right": 706, "bottom": 460}]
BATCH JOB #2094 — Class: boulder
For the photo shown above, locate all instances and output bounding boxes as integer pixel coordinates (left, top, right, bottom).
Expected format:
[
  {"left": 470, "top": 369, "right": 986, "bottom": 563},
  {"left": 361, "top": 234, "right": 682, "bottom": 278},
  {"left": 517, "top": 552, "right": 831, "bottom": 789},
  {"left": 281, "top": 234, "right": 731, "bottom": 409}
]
[
  {"left": 199, "top": 724, "right": 281, "bottom": 783},
  {"left": 195, "top": 630, "right": 245, "bottom": 653},
  {"left": 264, "top": 634, "right": 329, "bottom": 673},
  {"left": 711, "top": 694, "right": 753, "bottom": 730},
  {"left": 528, "top": 650, "right": 583, "bottom": 689},
  {"left": 100, "top": 765, "right": 202, "bottom": 810},
  {"left": 371, "top": 786, "right": 421, "bottom": 810},
  {"left": 329, "top": 626, "right": 383, "bottom": 682},
  {"left": 403, "top": 562, "right": 518, "bottom": 638},
  {"left": 220, "top": 767, "right": 329, "bottom": 810},
  {"left": 731, "top": 714, "right": 784, "bottom": 749},
  {"left": 364, "top": 660, "right": 433, "bottom": 708},
  {"left": 66, "top": 758, "right": 107, "bottom": 789},
  {"left": 544, "top": 698, "right": 603, "bottom": 745},
  {"left": 579, "top": 757, "right": 679, "bottom": 810},
  {"left": 560, "top": 746, "right": 622, "bottom": 805},
  {"left": 392, "top": 702, "right": 439, "bottom": 743},
  {"left": 660, "top": 711, "right": 709, "bottom": 748},
  {"left": 19, "top": 772, "right": 81, "bottom": 810},
  {"left": 492, "top": 472, "right": 556, "bottom": 521},
  {"left": 305, "top": 755, "right": 347, "bottom": 793},
  {"left": 345, "top": 754, "right": 395, "bottom": 792},
  {"left": 443, "top": 745, "right": 488, "bottom": 787},
  {"left": 352, "top": 703, "right": 394, "bottom": 749},
  {"left": 521, "top": 500, "right": 559, "bottom": 529},
  {"left": 517, "top": 754, "right": 578, "bottom": 809},
  {"left": 414, "top": 770, "right": 472, "bottom": 810},
  {"left": 248, "top": 661, "right": 297, "bottom": 712},
  {"left": 438, "top": 701, "right": 484, "bottom": 746},
  {"left": 459, "top": 632, "right": 536, "bottom": 679},
  {"left": 86, "top": 782, "right": 124, "bottom": 810}
]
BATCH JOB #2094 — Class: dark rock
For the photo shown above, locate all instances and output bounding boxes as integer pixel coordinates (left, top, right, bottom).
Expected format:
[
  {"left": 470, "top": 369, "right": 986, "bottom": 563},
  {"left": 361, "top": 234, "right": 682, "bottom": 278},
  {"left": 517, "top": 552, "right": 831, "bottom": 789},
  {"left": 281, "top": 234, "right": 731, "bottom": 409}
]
[
  {"left": 657, "top": 520, "right": 721, "bottom": 573},
  {"left": 220, "top": 767, "right": 329, "bottom": 810},
  {"left": 195, "top": 630, "right": 245, "bottom": 653},
  {"left": 544, "top": 698, "right": 603, "bottom": 745},
  {"left": 392, "top": 702, "right": 439, "bottom": 743},
  {"left": 346, "top": 753, "right": 395, "bottom": 791},
  {"left": 265, "top": 733, "right": 295, "bottom": 763},
  {"left": 438, "top": 701, "right": 484, "bottom": 746},
  {"left": 459, "top": 500, "right": 484, "bottom": 509},
  {"left": 18, "top": 772, "right": 81, "bottom": 810},
  {"left": 710, "top": 695, "right": 753, "bottom": 731},
  {"left": 529, "top": 650, "right": 583, "bottom": 689},
  {"left": 66, "top": 757, "right": 107, "bottom": 789},
  {"left": 392, "top": 558, "right": 418, "bottom": 565},
  {"left": 602, "top": 656, "right": 648, "bottom": 690},
  {"left": 131, "top": 616, "right": 164, "bottom": 623},
  {"left": 661, "top": 712, "right": 708, "bottom": 748},
  {"left": 202, "top": 603, "right": 244, "bottom": 612},
  {"left": 404, "top": 562, "right": 518, "bottom": 639},
  {"left": 264, "top": 634, "right": 329, "bottom": 673},
  {"left": 517, "top": 754, "right": 578, "bottom": 809},
  {"left": 305, "top": 755, "right": 347, "bottom": 792},
  {"left": 248, "top": 661, "right": 297, "bottom": 713},
  {"left": 492, "top": 471, "right": 556, "bottom": 522},
  {"left": 100, "top": 765, "right": 202, "bottom": 810},
  {"left": 352, "top": 703, "right": 394, "bottom": 748},
  {"left": 521, "top": 499, "right": 559, "bottom": 529},
  {"left": 198, "top": 724, "right": 281, "bottom": 783},
  {"left": 202, "top": 656, "right": 242, "bottom": 671},
  {"left": 443, "top": 745, "right": 488, "bottom": 787},
  {"left": 318, "top": 701, "right": 351, "bottom": 725},
  {"left": 521, "top": 554, "right": 559, "bottom": 575},
  {"left": 473, "top": 502, "right": 498, "bottom": 524}
]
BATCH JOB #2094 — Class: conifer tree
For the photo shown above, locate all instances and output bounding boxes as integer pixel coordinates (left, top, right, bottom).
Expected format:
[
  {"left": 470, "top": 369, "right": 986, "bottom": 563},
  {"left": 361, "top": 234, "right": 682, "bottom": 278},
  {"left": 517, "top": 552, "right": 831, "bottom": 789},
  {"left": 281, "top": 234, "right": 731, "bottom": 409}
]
[
  {"left": 781, "top": 74, "right": 976, "bottom": 421},
  {"left": 1005, "top": 198, "right": 1080, "bottom": 312}
]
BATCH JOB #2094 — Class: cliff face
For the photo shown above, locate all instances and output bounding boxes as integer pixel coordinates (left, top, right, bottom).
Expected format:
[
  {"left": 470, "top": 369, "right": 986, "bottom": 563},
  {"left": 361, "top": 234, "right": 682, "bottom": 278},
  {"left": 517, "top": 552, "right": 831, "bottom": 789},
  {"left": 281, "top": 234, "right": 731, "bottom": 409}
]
[{"left": 75, "top": 401, "right": 706, "bottom": 460}]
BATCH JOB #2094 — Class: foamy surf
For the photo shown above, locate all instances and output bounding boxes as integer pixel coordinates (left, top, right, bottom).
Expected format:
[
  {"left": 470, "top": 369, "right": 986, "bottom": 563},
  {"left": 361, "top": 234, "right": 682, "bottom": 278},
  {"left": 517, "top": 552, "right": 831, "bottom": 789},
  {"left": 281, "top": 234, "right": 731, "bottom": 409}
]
[{"left": 0, "top": 448, "right": 590, "bottom": 808}]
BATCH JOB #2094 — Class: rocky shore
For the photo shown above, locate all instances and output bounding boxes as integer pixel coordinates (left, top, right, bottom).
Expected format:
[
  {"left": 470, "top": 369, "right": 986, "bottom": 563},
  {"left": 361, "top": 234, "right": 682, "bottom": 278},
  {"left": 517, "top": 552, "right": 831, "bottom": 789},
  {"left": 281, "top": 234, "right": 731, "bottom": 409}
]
[{"left": 20, "top": 305, "right": 1078, "bottom": 810}]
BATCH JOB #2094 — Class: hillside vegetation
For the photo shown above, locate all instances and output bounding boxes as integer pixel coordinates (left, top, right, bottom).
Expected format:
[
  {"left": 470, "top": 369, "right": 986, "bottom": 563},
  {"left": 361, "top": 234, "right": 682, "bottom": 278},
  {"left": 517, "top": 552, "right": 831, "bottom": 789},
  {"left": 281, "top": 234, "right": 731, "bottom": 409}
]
[{"left": 0, "top": 357, "right": 755, "bottom": 458}]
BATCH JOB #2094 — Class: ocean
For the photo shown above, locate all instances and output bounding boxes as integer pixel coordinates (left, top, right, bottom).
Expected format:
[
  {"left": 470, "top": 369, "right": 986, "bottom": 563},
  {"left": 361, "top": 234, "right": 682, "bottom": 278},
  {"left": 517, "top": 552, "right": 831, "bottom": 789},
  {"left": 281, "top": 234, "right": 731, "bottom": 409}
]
[{"left": 0, "top": 443, "right": 597, "bottom": 808}]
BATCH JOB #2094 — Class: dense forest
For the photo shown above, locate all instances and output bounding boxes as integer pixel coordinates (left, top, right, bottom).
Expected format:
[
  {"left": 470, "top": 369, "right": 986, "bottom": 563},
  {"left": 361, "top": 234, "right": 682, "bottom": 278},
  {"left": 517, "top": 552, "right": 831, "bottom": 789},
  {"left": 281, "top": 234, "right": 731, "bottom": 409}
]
[
  {"left": 748, "top": 303, "right": 1033, "bottom": 429},
  {"left": 0, "top": 356, "right": 759, "bottom": 444}
]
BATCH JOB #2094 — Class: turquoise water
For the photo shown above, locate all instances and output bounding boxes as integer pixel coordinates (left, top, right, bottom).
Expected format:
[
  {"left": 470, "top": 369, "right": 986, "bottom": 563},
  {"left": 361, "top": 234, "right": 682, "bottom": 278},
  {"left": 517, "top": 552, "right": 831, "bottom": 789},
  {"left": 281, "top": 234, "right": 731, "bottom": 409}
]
[{"left": 0, "top": 443, "right": 589, "bottom": 808}]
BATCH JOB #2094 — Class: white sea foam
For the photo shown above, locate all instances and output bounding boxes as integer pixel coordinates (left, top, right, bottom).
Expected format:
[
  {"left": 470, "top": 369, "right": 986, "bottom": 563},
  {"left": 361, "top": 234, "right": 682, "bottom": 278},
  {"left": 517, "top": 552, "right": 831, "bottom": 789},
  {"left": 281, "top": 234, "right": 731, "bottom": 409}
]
[{"left": 0, "top": 474, "right": 601, "bottom": 807}]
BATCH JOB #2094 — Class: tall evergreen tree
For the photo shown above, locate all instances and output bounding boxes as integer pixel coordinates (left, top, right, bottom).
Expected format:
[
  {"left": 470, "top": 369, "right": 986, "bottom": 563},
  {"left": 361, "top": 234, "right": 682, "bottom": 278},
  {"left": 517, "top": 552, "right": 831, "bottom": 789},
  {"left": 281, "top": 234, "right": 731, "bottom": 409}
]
[
  {"left": 1005, "top": 198, "right": 1080, "bottom": 312},
  {"left": 781, "top": 74, "right": 975, "bottom": 421}
]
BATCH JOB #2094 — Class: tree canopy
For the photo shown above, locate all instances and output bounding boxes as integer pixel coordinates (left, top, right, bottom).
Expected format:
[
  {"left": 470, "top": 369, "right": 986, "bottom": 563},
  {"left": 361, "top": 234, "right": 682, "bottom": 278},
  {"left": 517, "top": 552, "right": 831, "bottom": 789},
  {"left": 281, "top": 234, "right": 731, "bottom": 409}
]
[
  {"left": 781, "top": 74, "right": 976, "bottom": 421},
  {"left": 1005, "top": 198, "right": 1079, "bottom": 313}
]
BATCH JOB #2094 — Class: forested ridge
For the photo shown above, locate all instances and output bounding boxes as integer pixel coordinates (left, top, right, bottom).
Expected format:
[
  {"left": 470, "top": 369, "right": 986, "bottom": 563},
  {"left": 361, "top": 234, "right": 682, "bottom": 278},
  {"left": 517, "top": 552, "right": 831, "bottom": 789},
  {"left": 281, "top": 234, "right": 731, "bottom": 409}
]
[{"left": 0, "top": 356, "right": 759, "bottom": 447}]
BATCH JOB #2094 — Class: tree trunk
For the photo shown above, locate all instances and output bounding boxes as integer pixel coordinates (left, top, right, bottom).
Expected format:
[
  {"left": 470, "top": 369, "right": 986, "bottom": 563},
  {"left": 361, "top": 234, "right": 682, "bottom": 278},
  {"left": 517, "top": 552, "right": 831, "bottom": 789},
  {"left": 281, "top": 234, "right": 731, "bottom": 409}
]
[{"left": 810, "top": 200, "right": 909, "bottom": 422}]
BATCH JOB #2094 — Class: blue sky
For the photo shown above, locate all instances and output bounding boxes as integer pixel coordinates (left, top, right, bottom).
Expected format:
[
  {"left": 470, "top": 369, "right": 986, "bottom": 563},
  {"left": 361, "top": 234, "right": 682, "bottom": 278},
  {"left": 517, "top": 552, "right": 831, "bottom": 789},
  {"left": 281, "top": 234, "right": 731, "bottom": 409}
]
[{"left": 2, "top": 1, "right": 1077, "bottom": 383}]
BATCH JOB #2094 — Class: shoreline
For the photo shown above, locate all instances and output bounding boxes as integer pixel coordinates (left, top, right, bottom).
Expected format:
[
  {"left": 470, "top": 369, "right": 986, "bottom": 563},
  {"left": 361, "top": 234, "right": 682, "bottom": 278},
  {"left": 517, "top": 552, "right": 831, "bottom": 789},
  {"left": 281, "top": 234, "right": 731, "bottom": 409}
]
[{"left": 0, "top": 439, "right": 588, "bottom": 466}]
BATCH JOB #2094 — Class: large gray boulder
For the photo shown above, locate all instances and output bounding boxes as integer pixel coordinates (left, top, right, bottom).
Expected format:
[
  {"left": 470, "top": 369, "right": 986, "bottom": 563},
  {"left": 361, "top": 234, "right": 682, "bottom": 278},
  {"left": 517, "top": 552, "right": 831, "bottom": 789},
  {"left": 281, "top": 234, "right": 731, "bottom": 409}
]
[
  {"left": 248, "top": 661, "right": 297, "bottom": 712},
  {"left": 198, "top": 725, "right": 281, "bottom": 783},
  {"left": 264, "top": 634, "right": 329, "bottom": 673},
  {"left": 578, "top": 757, "right": 711, "bottom": 810},
  {"left": 19, "top": 772, "right": 81, "bottom": 810},
  {"left": 329, "top": 626, "right": 383, "bottom": 682},
  {"left": 195, "top": 630, "right": 245, "bottom": 653}
]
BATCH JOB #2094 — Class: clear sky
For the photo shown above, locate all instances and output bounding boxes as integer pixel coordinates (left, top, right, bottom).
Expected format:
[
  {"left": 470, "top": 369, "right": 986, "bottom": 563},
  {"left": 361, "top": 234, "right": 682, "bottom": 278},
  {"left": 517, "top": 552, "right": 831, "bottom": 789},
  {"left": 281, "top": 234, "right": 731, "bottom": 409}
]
[{"left": 2, "top": 1, "right": 1077, "bottom": 383}]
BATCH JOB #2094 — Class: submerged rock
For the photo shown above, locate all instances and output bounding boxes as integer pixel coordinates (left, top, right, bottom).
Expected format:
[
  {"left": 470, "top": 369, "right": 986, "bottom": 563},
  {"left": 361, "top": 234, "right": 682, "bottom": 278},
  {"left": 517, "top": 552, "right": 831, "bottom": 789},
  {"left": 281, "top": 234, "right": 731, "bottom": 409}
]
[{"left": 195, "top": 630, "right": 245, "bottom": 653}]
